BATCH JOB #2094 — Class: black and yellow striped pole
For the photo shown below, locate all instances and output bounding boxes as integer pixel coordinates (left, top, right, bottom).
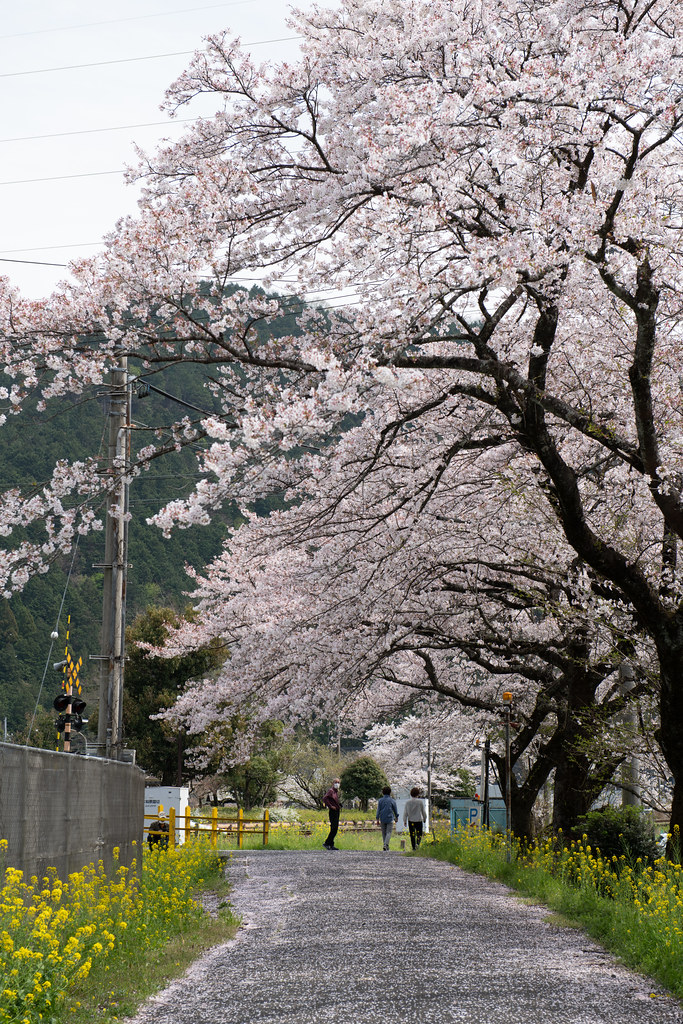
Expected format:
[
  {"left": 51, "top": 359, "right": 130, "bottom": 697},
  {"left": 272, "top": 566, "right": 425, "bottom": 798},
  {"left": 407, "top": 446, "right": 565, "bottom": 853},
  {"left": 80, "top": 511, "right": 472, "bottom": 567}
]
[{"left": 53, "top": 615, "right": 87, "bottom": 753}]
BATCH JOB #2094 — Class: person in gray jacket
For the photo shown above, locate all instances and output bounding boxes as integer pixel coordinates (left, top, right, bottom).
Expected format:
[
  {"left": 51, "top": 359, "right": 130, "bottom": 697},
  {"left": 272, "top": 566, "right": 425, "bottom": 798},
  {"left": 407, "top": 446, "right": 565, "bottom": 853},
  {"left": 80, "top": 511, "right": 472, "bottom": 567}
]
[
  {"left": 376, "top": 785, "right": 399, "bottom": 851},
  {"left": 403, "top": 786, "right": 428, "bottom": 849}
]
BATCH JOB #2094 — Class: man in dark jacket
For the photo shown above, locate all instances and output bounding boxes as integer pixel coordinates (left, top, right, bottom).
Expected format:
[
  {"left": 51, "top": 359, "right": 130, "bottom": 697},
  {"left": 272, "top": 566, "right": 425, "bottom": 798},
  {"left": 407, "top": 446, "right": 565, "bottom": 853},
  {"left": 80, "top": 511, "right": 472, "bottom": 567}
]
[{"left": 322, "top": 778, "right": 342, "bottom": 850}]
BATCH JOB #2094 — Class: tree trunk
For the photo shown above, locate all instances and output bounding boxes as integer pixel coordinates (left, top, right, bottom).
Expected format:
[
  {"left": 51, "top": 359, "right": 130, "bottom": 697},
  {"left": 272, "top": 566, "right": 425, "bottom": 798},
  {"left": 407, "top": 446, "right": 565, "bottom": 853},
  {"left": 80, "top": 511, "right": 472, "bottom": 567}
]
[
  {"left": 657, "top": 640, "right": 683, "bottom": 841},
  {"left": 552, "top": 751, "right": 594, "bottom": 835},
  {"left": 176, "top": 733, "right": 184, "bottom": 788},
  {"left": 668, "top": 781, "right": 683, "bottom": 860},
  {"left": 510, "top": 784, "right": 538, "bottom": 841},
  {"left": 490, "top": 750, "right": 547, "bottom": 841}
]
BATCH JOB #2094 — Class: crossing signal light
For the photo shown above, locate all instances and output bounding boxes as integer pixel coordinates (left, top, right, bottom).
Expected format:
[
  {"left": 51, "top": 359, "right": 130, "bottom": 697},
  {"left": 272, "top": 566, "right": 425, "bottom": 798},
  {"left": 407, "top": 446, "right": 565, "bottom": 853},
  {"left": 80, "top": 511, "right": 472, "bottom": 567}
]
[{"left": 53, "top": 694, "right": 88, "bottom": 732}]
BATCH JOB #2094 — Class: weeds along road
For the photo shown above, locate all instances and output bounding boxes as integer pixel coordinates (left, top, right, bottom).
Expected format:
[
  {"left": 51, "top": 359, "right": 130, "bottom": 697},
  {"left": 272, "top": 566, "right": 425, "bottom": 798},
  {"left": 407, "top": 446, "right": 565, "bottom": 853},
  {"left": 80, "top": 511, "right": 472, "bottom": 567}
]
[{"left": 126, "top": 850, "right": 682, "bottom": 1024}]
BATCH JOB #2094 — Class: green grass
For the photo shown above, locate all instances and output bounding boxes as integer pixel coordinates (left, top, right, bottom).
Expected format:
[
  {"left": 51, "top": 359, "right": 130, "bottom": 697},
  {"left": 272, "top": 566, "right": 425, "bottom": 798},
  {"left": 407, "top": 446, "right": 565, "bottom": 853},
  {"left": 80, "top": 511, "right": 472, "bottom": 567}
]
[{"left": 226, "top": 818, "right": 391, "bottom": 852}]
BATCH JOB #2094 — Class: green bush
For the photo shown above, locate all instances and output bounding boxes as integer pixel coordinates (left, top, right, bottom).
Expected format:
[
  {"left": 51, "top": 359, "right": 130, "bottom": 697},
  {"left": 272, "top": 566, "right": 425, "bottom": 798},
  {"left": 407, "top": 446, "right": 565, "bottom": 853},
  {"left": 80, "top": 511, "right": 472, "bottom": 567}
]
[
  {"left": 572, "top": 806, "right": 658, "bottom": 865},
  {"left": 340, "top": 756, "right": 389, "bottom": 811}
]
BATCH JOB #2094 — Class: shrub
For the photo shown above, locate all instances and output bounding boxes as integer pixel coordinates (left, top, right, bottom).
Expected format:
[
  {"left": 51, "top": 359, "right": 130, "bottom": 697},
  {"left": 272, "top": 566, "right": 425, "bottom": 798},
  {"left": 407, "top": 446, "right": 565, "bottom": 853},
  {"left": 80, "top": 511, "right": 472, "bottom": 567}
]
[
  {"left": 266, "top": 806, "right": 300, "bottom": 823},
  {"left": 572, "top": 806, "right": 658, "bottom": 865}
]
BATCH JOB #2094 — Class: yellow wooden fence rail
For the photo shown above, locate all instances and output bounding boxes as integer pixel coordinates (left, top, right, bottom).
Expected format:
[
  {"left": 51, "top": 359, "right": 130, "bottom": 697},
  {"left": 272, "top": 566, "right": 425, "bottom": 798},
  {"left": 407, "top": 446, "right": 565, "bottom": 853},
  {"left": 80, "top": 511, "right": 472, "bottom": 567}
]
[{"left": 144, "top": 805, "right": 270, "bottom": 849}]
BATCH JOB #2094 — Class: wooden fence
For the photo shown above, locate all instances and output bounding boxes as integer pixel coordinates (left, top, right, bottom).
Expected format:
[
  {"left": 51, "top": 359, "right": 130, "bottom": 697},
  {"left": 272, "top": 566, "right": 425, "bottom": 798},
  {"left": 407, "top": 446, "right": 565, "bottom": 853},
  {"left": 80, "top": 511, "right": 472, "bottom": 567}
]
[
  {"left": 144, "top": 808, "right": 401, "bottom": 851},
  {"left": 145, "top": 806, "right": 270, "bottom": 849}
]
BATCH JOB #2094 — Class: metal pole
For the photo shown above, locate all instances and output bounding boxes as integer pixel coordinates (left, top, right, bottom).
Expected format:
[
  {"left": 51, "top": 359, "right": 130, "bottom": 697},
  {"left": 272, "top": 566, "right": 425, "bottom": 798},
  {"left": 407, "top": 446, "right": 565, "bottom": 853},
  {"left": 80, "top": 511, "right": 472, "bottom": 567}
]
[
  {"left": 503, "top": 693, "right": 512, "bottom": 862},
  {"left": 110, "top": 379, "right": 131, "bottom": 755},
  {"left": 619, "top": 660, "right": 640, "bottom": 807},
  {"left": 426, "top": 729, "right": 432, "bottom": 833},
  {"left": 63, "top": 679, "right": 72, "bottom": 754},
  {"left": 483, "top": 738, "right": 490, "bottom": 829}
]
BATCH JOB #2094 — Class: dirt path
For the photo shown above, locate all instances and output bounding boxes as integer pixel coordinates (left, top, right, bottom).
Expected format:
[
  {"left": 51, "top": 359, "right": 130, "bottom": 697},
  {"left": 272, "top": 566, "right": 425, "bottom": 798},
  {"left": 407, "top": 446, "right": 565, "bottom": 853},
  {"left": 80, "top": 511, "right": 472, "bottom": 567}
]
[{"left": 125, "top": 850, "right": 683, "bottom": 1024}]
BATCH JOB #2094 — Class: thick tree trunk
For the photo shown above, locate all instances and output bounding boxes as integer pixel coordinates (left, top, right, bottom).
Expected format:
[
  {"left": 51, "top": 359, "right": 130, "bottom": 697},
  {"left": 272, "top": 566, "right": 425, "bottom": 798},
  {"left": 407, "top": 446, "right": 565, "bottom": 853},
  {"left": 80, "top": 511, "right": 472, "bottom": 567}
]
[
  {"left": 552, "top": 751, "right": 599, "bottom": 835},
  {"left": 510, "top": 785, "right": 538, "bottom": 841},
  {"left": 490, "top": 751, "right": 549, "bottom": 841},
  {"left": 549, "top": 655, "right": 619, "bottom": 836},
  {"left": 658, "top": 644, "right": 683, "bottom": 844}
]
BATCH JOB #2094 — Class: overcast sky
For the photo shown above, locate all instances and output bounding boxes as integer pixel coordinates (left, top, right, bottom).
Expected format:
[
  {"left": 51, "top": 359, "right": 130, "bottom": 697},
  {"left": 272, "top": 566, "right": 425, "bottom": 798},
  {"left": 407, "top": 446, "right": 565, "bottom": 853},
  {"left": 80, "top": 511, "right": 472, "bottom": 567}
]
[{"left": 1, "top": 1, "right": 308, "bottom": 299}]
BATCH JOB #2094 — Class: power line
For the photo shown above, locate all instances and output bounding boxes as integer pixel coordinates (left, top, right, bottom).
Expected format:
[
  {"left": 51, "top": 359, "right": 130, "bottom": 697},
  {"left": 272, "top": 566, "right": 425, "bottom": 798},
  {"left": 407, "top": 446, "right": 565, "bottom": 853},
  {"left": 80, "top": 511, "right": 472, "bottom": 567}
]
[
  {"left": 0, "top": 252, "right": 370, "bottom": 307},
  {"left": 0, "top": 36, "right": 301, "bottom": 79},
  {"left": 0, "top": 2, "right": 256, "bottom": 40},
  {"left": 0, "top": 243, "right": 384, "bottom": 295},
  {"left": 0, "top": 242, "right": 102, "bottom": 254},
  {"left": 0, "top": 170, "right": 123, "bottom": 187},
  {"left": 0, "top": 241, "right": 385, "bottom": 297},
  {"left": 0, "top": 118, "right": 194, "bottom": 145},
  {"left": 0, "top": 253, "right": 381, "bottom": 307},
  {"left": 0, "top": 257, "right": 67, "bottom": 267},
  {"left": 0, "top": 50, "right": 195, "bottom": 79}
]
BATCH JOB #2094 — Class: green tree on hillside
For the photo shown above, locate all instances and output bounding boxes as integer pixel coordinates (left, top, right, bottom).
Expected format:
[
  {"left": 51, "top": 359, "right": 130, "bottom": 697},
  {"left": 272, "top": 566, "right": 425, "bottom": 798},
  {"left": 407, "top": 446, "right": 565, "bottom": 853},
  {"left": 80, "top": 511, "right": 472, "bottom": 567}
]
[
  {"left": 0, "top": 360, "right": 239, "bottom": 727},
  {"left": 122, "top": 606, "right": 225, "bottom": 784},
  {"left": 285, "top": 737, "right": 348, "bottom": 808},
  {"left": 202, "top": 719, "right": 291, "bottom": 811},
  {"left": 340, "top": 757, "right": 389, "bottom": 811}
]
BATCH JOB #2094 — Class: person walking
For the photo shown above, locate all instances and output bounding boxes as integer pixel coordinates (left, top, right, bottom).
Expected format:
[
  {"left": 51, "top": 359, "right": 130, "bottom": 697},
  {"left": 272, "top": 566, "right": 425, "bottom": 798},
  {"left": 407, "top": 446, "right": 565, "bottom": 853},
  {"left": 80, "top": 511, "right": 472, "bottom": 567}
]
[
  {"left": 322, "top": 778, "right": 342, "bottom": 850},
  {"left": 376, "top": 785, "right": 399, "bottom": 851},
  {"left": 403, "top": 786, "right": 428, "bottom": 850}
]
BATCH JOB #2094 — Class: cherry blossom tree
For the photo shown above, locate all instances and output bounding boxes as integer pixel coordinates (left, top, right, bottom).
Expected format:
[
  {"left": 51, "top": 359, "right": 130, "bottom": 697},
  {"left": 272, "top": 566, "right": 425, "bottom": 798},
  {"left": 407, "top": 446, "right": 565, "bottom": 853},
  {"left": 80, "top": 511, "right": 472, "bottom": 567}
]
[
  {"left": 3, "top": 1, "right": 683, "bottom": 831},
  {"left": 363, "top": 709, "right": 478, "bottom": 800},
  {"left": 155, "top": 446, "right": 661, "bottom": 837}
]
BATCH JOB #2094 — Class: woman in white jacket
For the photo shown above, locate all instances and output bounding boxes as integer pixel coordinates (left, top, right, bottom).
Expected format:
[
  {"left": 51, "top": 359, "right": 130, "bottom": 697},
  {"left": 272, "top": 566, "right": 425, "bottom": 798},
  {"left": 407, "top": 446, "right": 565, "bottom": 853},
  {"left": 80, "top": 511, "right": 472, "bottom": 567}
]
[{"left": 403, "top": 787, "right": 427, "bottom": 850}]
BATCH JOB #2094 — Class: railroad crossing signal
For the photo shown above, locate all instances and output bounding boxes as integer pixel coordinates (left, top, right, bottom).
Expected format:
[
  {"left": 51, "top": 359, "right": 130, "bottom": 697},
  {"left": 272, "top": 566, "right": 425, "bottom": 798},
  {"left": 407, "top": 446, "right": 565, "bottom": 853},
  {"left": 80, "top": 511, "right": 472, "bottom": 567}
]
[
  {"left": 66, "top": 652, "right": 83, "bottom": 695},
  {"left": 52, "top": 617, "right": 87, "bottom": 751}
]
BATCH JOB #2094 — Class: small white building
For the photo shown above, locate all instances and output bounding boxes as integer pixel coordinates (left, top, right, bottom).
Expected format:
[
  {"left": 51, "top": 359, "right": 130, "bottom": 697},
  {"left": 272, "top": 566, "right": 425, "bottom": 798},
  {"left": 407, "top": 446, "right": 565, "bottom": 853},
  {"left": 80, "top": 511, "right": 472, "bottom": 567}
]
[
  {"left": 144, "top": 786, "right": 189, "bottom": 845},
  {"left": 392, "top": 786, "right": 430, "bottom": 834}
]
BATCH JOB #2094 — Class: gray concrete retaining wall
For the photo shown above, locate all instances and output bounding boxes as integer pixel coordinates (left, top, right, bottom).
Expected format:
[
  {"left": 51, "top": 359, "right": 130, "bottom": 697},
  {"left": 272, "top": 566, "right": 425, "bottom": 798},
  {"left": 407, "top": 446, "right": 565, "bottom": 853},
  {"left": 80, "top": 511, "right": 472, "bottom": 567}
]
[{"left": 0, "top": 742, "right": 144, "bottom": 880}]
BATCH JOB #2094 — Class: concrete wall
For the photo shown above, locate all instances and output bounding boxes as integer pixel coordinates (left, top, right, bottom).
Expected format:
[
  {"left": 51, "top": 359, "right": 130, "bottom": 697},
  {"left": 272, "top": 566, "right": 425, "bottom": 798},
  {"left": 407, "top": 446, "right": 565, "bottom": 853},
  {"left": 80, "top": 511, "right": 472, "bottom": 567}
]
[{"left": 0, "top": 742, "right": 145, "bottom": 880}]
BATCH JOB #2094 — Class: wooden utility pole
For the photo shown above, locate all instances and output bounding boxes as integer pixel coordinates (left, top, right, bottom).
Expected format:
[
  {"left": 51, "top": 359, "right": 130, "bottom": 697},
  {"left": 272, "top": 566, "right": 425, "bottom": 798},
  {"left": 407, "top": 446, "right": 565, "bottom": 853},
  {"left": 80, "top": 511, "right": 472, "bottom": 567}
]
[{"left": 95, "top": 354, "right": 131, "bottom": 760}]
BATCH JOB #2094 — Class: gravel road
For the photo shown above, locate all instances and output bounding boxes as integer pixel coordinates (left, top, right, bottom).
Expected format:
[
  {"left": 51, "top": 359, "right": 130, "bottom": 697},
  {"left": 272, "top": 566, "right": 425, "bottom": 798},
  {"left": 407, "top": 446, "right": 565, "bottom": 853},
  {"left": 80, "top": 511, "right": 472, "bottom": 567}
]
[{"left": 125, "top": 849, "right": 683, "bottom": 1024}]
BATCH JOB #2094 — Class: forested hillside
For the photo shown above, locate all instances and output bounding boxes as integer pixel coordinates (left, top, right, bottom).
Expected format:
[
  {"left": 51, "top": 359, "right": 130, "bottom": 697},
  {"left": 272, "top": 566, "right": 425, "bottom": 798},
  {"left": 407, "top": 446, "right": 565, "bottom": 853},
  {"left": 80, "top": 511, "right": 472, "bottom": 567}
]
[
  {"left": 0, "top": 359, "right": 239, "bottom": 734},
  {"left": 0, "top": 285, "right": 316, "bottom": 738}
]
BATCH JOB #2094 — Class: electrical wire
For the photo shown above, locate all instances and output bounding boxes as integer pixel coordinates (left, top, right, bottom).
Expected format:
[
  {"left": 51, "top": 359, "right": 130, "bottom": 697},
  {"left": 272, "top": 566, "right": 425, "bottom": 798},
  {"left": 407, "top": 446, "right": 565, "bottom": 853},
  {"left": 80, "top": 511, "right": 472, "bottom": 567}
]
[
  {"left": 0, "top": 35, "right": 301, "bottom": 79},
  {"left": 0, "top": 2, "right": 257, "bottom": 40},
  {"left": 23, "top": 407, "right": 110, "bottom": 745},
  {"left": 0, "top": 257, "right": 66, "bottom": 267},
  {"left": 0, "top": 254, "right": 384, "bottom": 308},
  {"left": 0, "top": 170, "right": 124, "bottom": 187},
  {"left": 135, "top": 378, "right": 218, "bottom": 416},
  {"left": 0, "top": 241, "right": 387, "bottom": 297},
  {"left": 25, "top": 533, "right": 81, "bottom": 745},
  {"left": 0, "top": 253, "right": 376, "bottom": 307},
  {"left": 0, "top": 118, "right": 195, "bottom": 145},
  {"left": 0, "top": 242, "right": 103, "bottom": 254}
]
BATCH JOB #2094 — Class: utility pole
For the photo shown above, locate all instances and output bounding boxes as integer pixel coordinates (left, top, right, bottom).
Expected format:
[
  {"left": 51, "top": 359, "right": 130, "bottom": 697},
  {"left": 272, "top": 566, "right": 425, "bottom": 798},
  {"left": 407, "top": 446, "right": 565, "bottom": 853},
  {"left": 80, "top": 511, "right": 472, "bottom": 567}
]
[{"left": 95, "top": 353, "right": 131, "bottom": 760}]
